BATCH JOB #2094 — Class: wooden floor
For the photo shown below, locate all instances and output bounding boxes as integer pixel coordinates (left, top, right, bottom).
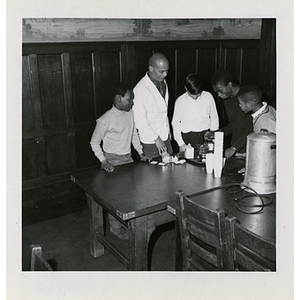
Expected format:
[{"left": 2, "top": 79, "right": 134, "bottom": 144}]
[{"left": 22, "top": 209, "right": 176, "bottom": 271}]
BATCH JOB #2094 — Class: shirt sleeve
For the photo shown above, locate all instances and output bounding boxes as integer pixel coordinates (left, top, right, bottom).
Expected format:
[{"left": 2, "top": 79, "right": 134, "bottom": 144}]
[
  {"left": 131, "top": 124, "right": 144, "bottom": 155},
  {"left": 222, "top": 123, "right": 233, "bottom": 136},
  {"left": 171, "top": 98, "right": 185, "bottom": 147},
  {"left": 231, "top": 117, "right": 253, "bottom": 151},
  {"left": 208, "top": 93, "right": 219, "bottom": 131},
  {"left": 220, "top": 99, "right": 233, "bottom": 135},
  {"left": 90, "top": 119, "right": 107, "bottom": 162},
  {"left": 132, "top": 88, "right": 160, "bottom": 142},
  {"left": 255, "top": 117, "right": 276, "bottom": 134}
]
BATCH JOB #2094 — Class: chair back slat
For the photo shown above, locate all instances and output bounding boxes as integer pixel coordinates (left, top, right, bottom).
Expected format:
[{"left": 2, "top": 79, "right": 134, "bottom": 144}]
[
  {"left": 234, "top": 226, "right": 276, "bottom": 262},
  {"left": 186, "top": 219, "right": 219, "bottom": 247},
  {"left": 189, "top": 251, "right": 218, "bottom": 271},
  {"left": 225, "top": 215, "right": 276, "bottom": 271},
  {"left": 176, "top": 190, "right": 226, "bottom": 271},
  {"left": 184, "top": 199, "right": 216, "bottom": 227},
  {"left": 188, "top": 239, "right": 218, "bottom": 268},
  {"left": 235, "top": 249, "right": 273, "bottom": 271}
]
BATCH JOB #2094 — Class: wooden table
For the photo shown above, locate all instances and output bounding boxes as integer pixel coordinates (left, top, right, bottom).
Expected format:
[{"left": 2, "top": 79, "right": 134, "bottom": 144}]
[{"left": 71, "top": 161, "right": 231, "bottom": 271}]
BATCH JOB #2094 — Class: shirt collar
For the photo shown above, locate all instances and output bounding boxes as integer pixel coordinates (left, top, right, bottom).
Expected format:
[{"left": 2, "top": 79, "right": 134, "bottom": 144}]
[
  {"left": 112, "top": 105, "right": 127, "bottom": 114},
  {"left": 147, "top": 72, "right": 165, "bottom": 86},
  {"left": 186, "top": 91, "right": 201, "bottom": 100},
  {"left": 252, "top": 101, "right": 267, "bottom": 119}
]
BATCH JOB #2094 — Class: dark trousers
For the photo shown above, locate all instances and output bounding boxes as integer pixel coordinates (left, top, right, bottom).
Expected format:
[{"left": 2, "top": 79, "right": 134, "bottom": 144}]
[
  {"left": 141, "top": 138, "right": 173, "bottom": 159},
  {"left": 181, "top": 131, "right": 207, "bottom": 150}
]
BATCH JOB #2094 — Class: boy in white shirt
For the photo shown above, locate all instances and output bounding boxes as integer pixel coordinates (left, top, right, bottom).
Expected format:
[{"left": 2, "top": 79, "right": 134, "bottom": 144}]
[
  {"left": 90, "top": 82, "right": 145, "bottom": 172},
  {"left": 90, "top": 82, "right": 145, "bottom": 239},
  {"left": 172, "top": 73, "right": 219, "bottom": 152}
]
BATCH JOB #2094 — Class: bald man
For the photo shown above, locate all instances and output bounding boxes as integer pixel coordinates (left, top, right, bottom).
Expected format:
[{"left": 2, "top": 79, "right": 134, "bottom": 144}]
[{"left": 133, "top": 53, "right": 173, "bottom": 159}]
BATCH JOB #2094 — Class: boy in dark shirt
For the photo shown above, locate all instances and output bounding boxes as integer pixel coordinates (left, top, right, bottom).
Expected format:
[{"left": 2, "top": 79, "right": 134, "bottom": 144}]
[{"left": 210, "top": 71, "right": 253, "bottom": 159}]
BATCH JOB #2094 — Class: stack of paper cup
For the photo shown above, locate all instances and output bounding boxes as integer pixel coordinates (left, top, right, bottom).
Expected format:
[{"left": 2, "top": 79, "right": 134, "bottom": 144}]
[
  {"left": 205, "top": 153, "right": 214, "bottom": 173},
  {"left": 213, "top": 132, "right": 224, "bottom": 178}
]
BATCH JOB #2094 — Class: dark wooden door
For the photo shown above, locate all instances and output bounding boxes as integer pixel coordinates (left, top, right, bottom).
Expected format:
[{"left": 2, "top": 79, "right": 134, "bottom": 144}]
[
  {"left": 220, "top": 40, "right": 260, "bottom": 86},
  {"left": 22, "top": 43, "right": 123, "bottom": 223},
  {"left": 22, "top": 43, "right": 123, "bottom": 188}
]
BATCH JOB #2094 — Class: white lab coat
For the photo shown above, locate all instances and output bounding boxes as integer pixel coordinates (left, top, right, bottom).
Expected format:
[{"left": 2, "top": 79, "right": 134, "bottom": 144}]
[{"left": 133, "top": 73, "right": 170, "bottom": 144}]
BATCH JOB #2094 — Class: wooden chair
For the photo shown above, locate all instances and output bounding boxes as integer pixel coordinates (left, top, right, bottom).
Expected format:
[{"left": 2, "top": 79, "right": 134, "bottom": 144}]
[
  {"left": 225, "top": 215, "right": 276, "bottom": 271},
  {"left": 176, "top": 191, "right": 226, "bottom": 271},
  {"left": 30, "top": 244, "right": 53, "bottom": 271}
]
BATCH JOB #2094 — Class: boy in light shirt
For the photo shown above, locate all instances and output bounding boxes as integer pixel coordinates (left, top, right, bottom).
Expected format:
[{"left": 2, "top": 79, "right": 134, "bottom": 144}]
[
  {"left": 237, "top": 84, "right": 276, "bottom": 134},
  {"left": 90, "top": 82, "right": 146, "bottom": 239},
  {"left": 172, "top": 73, "right": 219, "bottom": 152},
  {"left": 235, "top": 84, "right": 276, "bottom": 173}
]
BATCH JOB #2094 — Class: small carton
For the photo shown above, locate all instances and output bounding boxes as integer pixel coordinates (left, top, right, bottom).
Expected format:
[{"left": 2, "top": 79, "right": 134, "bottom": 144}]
[{"left": 184, "top": 144, "right": 194, "bottom": 159}]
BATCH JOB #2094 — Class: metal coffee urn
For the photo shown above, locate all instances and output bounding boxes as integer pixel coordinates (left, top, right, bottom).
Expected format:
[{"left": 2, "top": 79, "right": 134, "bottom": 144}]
[{"left": 242, "top": 132, "right": 276, "bottom": 194}]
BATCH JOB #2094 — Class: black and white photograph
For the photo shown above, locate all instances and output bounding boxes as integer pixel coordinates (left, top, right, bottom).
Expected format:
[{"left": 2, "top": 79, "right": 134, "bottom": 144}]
[{"left": 6, "top": 0, "right": 294, "bottom": 299}]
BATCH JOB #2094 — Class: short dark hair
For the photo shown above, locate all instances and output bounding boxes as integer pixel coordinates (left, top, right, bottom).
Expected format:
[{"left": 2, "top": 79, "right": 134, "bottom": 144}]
[
  {"left": 113, "top": 82, "right": 131, "bottom": 98},
  {"left": 210, "top": 70, "right": 234, "bottom": 87},
  {"left": 185, "top": 73, "right": 204, "bottom": 95},
  {"left": 237, "top": 84, "right": 263, "bottom": 105}
]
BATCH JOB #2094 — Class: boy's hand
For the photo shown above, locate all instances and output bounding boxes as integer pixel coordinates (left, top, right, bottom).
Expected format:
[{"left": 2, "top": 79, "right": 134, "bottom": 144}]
[
  {"left": 224, "top": 147, "right": 237, "bottom": 159},
  {"left": 139, "top": 153, "right": 149, "bottom": 162},
  {"left": 101, "top": 160, "right": 114, "bottom": 172},
  {"left": 204, "top": 130, "right": 214, "bottom": 141}
]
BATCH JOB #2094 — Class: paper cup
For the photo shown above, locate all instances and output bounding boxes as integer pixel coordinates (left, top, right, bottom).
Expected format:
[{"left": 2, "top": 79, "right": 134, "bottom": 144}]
[
  {"left": 205, "top": 153, "right": 214, "bottom": 173},
  {"left": 214, "top": 157, "right": 226, "bottom": 177}
]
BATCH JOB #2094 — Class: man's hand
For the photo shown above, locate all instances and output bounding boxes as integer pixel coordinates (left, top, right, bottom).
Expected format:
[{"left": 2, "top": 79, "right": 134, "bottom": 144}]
[
  {"left": 224, "top": 146, "right": 237, "bottom": 159},
  {"left": 101, "top": 159, "right": 114, "bottom": 172},
  {"left": 155, "top": 136, "right": 167, "bottom": 154}
]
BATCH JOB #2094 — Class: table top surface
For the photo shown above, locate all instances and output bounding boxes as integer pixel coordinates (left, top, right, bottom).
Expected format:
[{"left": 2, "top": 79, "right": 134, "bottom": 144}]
[
  {"left": 72, "top": 161, "right": 276, "bottom": 240},
  {"left": 71, "top": 161, "right": 233, "bottom": 219}
]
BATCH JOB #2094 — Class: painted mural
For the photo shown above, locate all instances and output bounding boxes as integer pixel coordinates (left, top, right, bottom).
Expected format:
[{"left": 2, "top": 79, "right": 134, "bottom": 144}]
[{"left": 22, "top": 18, "right": 262, "bottom": 43}]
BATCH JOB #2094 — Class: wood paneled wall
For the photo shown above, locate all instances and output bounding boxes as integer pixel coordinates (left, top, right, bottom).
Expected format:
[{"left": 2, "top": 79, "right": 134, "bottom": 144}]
[
  {"left": 259, "top": 19, "right": 276, "bottom": 108},
  {"left": 22, "top": 30, "right": 275, "bottom": 221}
]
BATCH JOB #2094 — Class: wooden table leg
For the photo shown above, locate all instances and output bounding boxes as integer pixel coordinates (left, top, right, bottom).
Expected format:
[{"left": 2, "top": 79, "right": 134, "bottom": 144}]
[
  {"left": 147, "top": 227, "right": 155, "bottom": 242},
  {"left": 86, "top": 193, "right": 105, "bottom": 258},
  {"left": 128, "top": 215, "right": 150, "bottom": 271}
]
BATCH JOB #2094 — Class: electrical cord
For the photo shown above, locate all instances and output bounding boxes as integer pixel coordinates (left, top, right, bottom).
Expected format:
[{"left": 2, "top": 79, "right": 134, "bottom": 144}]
[
  {"left": 187, "top": 182, "right": 273, "bottom": 214},
  {"left": 235, "top": 184, "right": 273, "bottom": 214}
]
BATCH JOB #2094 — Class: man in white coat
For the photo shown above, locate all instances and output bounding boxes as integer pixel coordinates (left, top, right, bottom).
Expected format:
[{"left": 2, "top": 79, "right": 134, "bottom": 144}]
[{"left": 132, "top": 53, "right": 173, "bottom": 159}]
